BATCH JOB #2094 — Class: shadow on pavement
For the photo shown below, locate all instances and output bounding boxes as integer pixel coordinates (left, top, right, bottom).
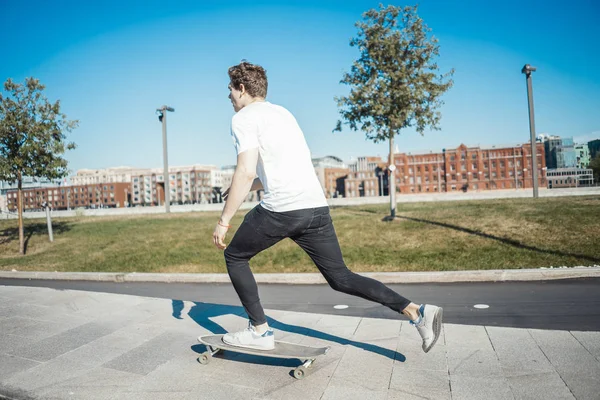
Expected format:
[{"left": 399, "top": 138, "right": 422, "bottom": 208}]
[{"left": 173, "top": 299, "right": 406, "bottom": 366}]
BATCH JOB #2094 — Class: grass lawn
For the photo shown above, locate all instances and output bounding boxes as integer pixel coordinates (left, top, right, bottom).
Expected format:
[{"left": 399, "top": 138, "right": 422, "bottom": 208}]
[{"left": 0, "top": 196, "right": 599, "bottom": 273}]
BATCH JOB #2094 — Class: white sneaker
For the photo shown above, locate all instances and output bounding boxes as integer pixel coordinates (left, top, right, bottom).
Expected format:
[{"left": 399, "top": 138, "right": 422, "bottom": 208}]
[
  {"left": 411, "top": 304, "right": 443, "bottom": 353},
  {"left": 222, "top": 322, "right": 275, "bottom": 350}
]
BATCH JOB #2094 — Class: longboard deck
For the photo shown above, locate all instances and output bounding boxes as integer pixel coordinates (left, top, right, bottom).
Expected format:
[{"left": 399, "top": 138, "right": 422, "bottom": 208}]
[{"left": 198, "top": 334, "right": 329, "bottom": 359}]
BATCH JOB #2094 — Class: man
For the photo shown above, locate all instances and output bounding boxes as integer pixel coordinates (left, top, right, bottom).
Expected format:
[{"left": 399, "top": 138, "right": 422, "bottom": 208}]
[{"left": 211, "top": 61, "right": 442, "bottom": 353}]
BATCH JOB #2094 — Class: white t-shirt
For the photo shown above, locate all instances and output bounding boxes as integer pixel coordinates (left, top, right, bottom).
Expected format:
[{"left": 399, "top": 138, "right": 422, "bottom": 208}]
[{"left": 230, "top": 101, "right": 328, "bottom": 212}]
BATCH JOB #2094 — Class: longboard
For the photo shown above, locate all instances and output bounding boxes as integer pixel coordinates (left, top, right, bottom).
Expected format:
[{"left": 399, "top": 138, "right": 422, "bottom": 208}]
[{"left": 197, "top": 334, "right": 330, "bottom": 379}]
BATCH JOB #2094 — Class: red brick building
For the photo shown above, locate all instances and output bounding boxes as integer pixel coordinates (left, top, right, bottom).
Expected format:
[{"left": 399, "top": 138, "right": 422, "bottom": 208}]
[
  {"left": 6, "top": 182, "right": 131, "bottom": 211},
  {"left": 392, "top": 143, "right": 546, "bottom": 193}
]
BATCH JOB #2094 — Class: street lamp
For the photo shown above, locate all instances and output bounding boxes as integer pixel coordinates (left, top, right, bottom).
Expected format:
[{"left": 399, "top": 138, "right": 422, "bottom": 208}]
[
  {"left": 156, "top": 105, "right": 175, "bottom": 213},
  {"left": 521, "top": 64, "right": 539, "bottom": 198}
]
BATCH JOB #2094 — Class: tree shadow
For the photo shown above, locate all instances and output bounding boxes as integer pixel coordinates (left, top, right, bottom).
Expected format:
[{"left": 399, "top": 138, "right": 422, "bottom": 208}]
[
  {"left": 173, "top": 300, "right": 406, "bottom": 366},
  {"left": 0, "top": 222, "right": 72, "bottom": 254},
  {"left": 392, "top": 215, "right": 600, "bottom": 263}
]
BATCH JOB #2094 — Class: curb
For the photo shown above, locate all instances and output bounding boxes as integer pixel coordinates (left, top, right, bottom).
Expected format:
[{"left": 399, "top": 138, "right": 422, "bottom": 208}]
[{"left": 1, "top": 267, "right": 599, "bottom": 284}]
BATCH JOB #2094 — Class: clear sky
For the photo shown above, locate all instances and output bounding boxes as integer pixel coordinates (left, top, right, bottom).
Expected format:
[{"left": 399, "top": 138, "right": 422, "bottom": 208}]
[{"left": 2, "top": 0, "right": 599, "bottom": 173}]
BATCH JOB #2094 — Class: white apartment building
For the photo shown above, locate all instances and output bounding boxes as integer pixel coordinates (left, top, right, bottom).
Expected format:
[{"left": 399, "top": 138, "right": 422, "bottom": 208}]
[{"left": 71, "top": 167, "right": 151, "bottom": 186}]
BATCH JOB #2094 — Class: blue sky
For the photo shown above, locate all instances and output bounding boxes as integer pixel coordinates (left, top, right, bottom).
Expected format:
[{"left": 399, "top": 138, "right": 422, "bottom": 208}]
[{"left": 2, "top": 0, "right": 599, "bottom": 173}]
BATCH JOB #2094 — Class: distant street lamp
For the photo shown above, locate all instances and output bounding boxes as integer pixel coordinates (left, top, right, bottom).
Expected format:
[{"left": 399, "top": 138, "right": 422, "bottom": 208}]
[
  {"left": 156, "top": 105, "right": 175, "bottom": 213},
  {"left": 521, "top": 64, "right": 539, "bottom": 198}
]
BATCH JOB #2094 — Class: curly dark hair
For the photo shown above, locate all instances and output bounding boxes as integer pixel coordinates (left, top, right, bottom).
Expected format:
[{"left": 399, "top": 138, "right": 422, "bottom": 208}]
[{"left": 228, "top": 61, "right": 268, "bottom": 98}]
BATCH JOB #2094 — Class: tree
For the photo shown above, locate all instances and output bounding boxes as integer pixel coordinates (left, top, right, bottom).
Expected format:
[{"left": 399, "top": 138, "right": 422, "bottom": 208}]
[
  {"left": 589, "top": 154, "right": 600, "bottom": 184},
  {"left": 0, "top": 78, "right": 78, "bottom": 254},
  {"left": 334, "top": 4, "right": 454, "bottom": 218}
]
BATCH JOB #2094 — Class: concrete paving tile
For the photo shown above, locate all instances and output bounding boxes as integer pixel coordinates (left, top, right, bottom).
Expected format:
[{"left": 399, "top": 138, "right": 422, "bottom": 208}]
[
  {"left": 352, "top": 317, "right": 402, "bottom": 341},
  {"left": 321, "top": 382, "right": 387, "bottom": 400},
  {"left": 486, "top": 326, "right": 555, "bottom": 377},
  {"left": 450, "top": 375, "right": 514, "bottom": 400},
  {"left": 259, "top": 356, "right": 340, "bottom": 400},
  {"left": 33, "top": 367, "right": 142, "bottom": 400},
  {"left": 529, "top": 328, "right": 600, "bottom": 400},
  {"left": 0, "top": 354, "right": 41, "bottom": 380},
  {"left": 0, "top": 334, "right": 29, "bottom": 354},
  {"left": 102, "top": 330, "right": 191, "bottom": 375},
  {"left": 123, "top": 350, "right": 208, "bottom": 393},
  {"left": 506, "top": 372, "right": 574, "bottom": 400},
  {"left": 0, "top": 316, "right": 45, "bottom": 336},
  {"left": 0, "top": 303, "right": 53, "bottom": 319},
  {"left": 447, "top": 347, "right": 503, "bottom": 377},
  {"left": 182, "top": 383, "right": 261, "bottom": 400},
  {"left": 114, "top": 392, "right": 190, "bottom": 400},
  {"left": 395, "top": 339, "right": 447, "bottom": 371},
  {"left": 328, "top": 338, "right": 397, "bottom": 390},
  {"left": 8, "top": 322, "right": 115, "bottom": 362},
  {"left": 3, "top": 357, "right": 97, "bottom": 392},
  {"left": 388, "top": 368, "right": 451, "bottom": 399},
  {"left": 444, "top": 324, "right": 493, "bottom": 351},
  {"left": 571, "top": 331, "right": 600, "bottom": 362}
]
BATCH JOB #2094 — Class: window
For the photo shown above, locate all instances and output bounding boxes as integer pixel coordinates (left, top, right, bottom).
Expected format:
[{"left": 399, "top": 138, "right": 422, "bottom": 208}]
[
  {"left": 472, "top": 154, "right": 477, "bottom": 160},
  {"left": 492, "top": 172, "right": 497, "bottom": 178},
  {"left": 472, "top": 163, "right": 477, "bottom": 170},
  {"left": 500, "top": 161, "right": 505, "bottom": 168},
  {"left": 451, "top": 174, "right": 456, "bottom": 181},
  {"left": 492, "top": 161, "right": 496, "bottom": 168},
  {"left": 462, "top": 174, "right": 467, "bottom": 180},
  {"left": 450, "top": 155, "right": 455, "bottom": 161},
  {"left": 450, "top": 164, "right": 455, "bottom": 171}
]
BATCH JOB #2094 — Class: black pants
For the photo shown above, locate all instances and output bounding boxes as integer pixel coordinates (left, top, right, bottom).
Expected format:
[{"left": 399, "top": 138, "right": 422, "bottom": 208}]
[{"left": 224, "top": 205, "right": 412, "bottom": 325}]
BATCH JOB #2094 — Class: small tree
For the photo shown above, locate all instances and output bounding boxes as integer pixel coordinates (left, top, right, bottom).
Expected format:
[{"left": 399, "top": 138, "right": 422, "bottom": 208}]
[
  {"left": 589, "top": 154, "right": 600, "bottom": 184},
  {"left": 335, "top": 4, "right": 454, "bottom": 218},
  {"left": 0, "top": 78, "right": 78, "bottom": 254}
]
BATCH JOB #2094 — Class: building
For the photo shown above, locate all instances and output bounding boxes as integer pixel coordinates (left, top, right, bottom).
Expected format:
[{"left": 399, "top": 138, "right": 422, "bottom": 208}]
[
  {"left": 349, "top": 156, "right": 386, "bottom": 172},
  {"left": 312, "top": 156, "right": 350, "bottom": 198},
  {"left": 574, "top": 143, "right": 591, "bottom": 169},
  {"left": 130, "top": 165, "right": 216, "bottom": 206},
  {"left": 6, "top": 183, "right": 131, "bottom": 211},
  {"left": 556, "top": 137, "right": 578, "bottom": 168},
  {"left": 0, "top": 177, "right": 63, "bottom": 194},
  {"left": 71, "top": 167, "right": 150, "bottom": 186},
  {"left": 345, "top": 170, "right": 382, "bottom": 198},
  {"left": 546, "top": 168, "right": 594, "bottom": 188},
  {"left": 343, "top": 156, "right": 388, "bottom": 198},
  {"left": 393, "top": 143, "right": 546, "bottom": 193},
  {"left": 343, "top": 143, "right": 547, "bottom": 197},
  {"left": 541, "top": 134, "right": 561, "bottom": 169},
  {"left": 0, "top": 194, "right": 7, "bottom": 213},
  {"left": 316, "top": 167, "right": 350, "bottom": 198},
  {"left": 312, "top": 156, "right": 347, "bottom": 169}
]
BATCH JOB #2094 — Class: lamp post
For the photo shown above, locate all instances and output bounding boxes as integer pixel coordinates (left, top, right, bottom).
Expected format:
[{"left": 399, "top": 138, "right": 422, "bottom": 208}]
[
  {"left": 521, "top": 64, "right": 539, "bottom": 198},
  {"left": 156, "top": 105, "right": 175, "bottom": 213}
]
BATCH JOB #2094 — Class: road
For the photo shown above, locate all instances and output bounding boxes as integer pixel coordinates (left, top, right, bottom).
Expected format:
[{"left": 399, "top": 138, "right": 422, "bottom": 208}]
[{"left": 1, "top": 278, "right": 599, "bottom": 331}]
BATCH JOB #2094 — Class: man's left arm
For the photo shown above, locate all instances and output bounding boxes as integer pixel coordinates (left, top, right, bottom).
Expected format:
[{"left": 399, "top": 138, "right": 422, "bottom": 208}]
[{"left": 213, "top": 148, "right": 259, "bottom": 249}]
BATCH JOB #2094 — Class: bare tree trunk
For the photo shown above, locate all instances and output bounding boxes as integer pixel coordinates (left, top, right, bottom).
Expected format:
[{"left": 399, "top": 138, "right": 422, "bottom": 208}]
[
  {"left": 17, "top": 178, "right": 25, "bottom": 255},
  {"left": 389, "top": 134, "right": 396, "bottom": 218}
]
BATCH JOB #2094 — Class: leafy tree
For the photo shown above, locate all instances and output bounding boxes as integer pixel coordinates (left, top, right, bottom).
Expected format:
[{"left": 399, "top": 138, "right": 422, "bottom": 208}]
[
  {"left": 0, "top": 78, "right": 78, "bottom": 254},
  {"left": 335, "top": 4, "right": 454, "bottom": 218},
  {"left": 589, "top": 154, "right": 600, "bottom": 184}
]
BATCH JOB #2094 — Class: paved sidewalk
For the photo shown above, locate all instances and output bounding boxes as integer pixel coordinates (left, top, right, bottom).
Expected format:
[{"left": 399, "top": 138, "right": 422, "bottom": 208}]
[{"left": 1, "top": 285, "right": 599, "bottom": 400}]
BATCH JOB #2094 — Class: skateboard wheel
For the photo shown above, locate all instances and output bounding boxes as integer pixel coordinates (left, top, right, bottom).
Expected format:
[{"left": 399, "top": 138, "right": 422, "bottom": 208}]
[
  {"left": 293, "top": 366, "right": 306, "bottom": 380},
  {"left": 198, "top": 352, "right": 212, "bottom": 365}
]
